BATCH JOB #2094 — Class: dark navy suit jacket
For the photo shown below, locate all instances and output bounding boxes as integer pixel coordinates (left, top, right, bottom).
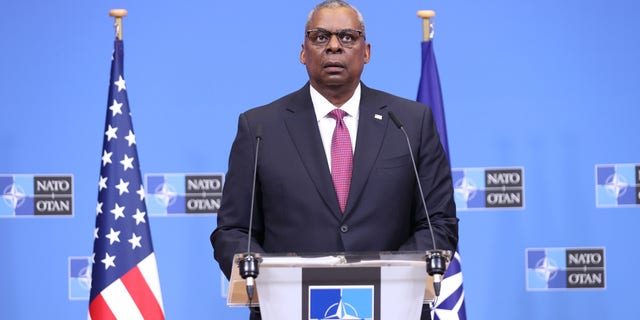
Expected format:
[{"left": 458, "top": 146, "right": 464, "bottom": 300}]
[{"left": 211, "top": 82, "right": 458, "bottom": 279}]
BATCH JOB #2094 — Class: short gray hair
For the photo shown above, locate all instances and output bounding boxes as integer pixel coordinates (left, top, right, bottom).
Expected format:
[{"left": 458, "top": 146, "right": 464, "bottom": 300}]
[{"left": 305, "top": 0, "right": 366, "bottom": 34}]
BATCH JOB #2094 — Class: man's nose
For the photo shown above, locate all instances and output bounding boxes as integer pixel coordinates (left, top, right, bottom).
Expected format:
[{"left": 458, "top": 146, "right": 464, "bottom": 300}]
[{"left": 325, "top": 34, "right": 343, "bottom": 53}]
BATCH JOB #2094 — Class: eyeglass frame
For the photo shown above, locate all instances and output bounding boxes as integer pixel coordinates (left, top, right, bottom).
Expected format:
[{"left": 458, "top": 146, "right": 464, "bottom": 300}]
[{"left": 305, "top": 28, "right": 366, "bottom": 48}]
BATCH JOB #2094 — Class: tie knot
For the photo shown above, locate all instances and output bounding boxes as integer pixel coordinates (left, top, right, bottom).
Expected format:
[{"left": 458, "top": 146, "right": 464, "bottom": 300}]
[{"left": 328, "top": 109, "right": 347, "bottom": 120}]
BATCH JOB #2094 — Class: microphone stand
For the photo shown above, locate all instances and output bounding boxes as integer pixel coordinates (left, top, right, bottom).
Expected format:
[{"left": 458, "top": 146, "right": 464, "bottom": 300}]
[
  {"left": 238, "top": 125, "right": 263, "bottom": 302},
  {"left": 388, "top": 111, "right": 449, "bottom": 297}
]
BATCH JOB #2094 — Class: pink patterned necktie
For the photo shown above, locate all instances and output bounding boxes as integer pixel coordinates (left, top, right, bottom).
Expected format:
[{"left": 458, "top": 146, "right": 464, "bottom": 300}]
[{"left": 328, "top": 109, "right": 353, "bottom": 213}]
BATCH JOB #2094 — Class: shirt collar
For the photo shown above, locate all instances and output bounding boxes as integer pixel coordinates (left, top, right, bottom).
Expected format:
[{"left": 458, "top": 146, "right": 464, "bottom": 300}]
[{"left": 310, "top": 83, "right": 361, "bottom": 121}]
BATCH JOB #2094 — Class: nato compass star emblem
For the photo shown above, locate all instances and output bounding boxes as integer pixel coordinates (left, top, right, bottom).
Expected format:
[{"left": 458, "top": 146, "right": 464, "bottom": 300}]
[
  {"left": 596, "top": 164, "right": 639, "bottom": 207},
  {"left": 323, "top": 299, "right": 360, "bottom": 319},
  {"left": 309, "top": 286, "right": 373, "bottom": 320},
  {"left": 68, "top": 257, "right": 93, "bottom": 300},
  {"left": 2, "top": 183, "right": 26, "bottom": 209},
  {"left": 604, "top": 173, "right": 628, "bottom": 198},
  {"left": 526, "top": 248, "right": 572, "bottom": 290},
  {"left": 152, "top": 183, "right": 177, "bottom": 207},
  {"left": 77, "top": 263, "right": 92, "bottom": 291},
  {"left": 454, "top": 177, "right": 477, "bottom": 202},
  {"left": 535, "top": 257, "right": 559, "bottom": 282}
]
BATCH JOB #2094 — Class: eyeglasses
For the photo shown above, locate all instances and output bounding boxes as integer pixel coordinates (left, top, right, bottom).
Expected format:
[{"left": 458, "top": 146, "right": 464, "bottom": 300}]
[{"left": 305, "top": 28, "right": 365, "bottom": 48}]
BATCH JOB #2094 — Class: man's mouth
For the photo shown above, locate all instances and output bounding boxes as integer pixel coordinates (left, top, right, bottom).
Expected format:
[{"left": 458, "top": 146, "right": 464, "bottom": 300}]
[{"left": 323, "top": 62, "right": 345, "bottom": 72}]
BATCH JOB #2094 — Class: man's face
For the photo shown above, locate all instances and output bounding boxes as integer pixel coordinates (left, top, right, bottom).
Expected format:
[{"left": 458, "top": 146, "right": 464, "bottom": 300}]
[{"left": 300, "top": 7, "right": 371, "bottom": 90}]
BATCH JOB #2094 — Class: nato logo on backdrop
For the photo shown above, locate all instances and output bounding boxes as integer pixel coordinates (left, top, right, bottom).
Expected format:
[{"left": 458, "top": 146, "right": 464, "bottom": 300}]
[
  {"left": 526, "top": 247, "right": 605, "bottom": 290},
  {"left": 452, "top": 167, "right": 525, "bottom": 210},
  {"left": 309, "top": 285, "right": 374, "bottom": 320},
  {"left": 595, "top": 163, "right": 640, "bottom": 207},
  {"left": 0, "top": 174, "right": 73, "bottom": 217},
  {"left": 68, "top": 256, "right": 92, "bottom": 300},
  {"left": 145, "top": 173, "right": 223, "bottom": 215}
]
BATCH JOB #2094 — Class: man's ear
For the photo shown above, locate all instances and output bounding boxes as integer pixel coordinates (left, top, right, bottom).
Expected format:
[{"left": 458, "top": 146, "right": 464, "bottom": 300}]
[
  {"left": 300, "top": 44, "right": 306, "bottom": 64},
  {"left": 364, "top": 43, "right": 371, "bottom": 64}
]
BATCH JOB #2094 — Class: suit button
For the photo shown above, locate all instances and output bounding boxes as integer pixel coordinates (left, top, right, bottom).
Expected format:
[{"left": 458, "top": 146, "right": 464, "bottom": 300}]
[{"left": 340, "top": 225, "right": 349, "bottom": 233}]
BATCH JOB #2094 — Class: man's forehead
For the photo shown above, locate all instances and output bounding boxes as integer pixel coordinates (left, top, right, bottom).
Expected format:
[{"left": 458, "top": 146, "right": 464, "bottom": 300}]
[{"left": 309, "top": 7, "right": 360, "bottom": 29}]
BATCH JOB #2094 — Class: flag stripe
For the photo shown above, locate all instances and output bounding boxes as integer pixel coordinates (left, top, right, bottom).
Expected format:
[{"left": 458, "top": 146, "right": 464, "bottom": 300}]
[
  {"left": 89, "top": 294, "right": 117, "bottom": 320},
  {"left": 121, "top": 264, "right": 165, "bottom": 319},
  {"left": 138, "top": 253, "right": 165, "bottom": 313},
  {"left": 102, "top": 279, "right": 145, "bottom": 319}
]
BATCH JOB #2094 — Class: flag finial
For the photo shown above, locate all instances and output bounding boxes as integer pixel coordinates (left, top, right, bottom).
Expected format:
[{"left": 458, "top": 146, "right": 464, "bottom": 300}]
[
  {"left": 109, "top": 9, "right": 128, "bottom": 40},
  {"left": 417, "top": 10, "right": 436, "bottom": 41}
]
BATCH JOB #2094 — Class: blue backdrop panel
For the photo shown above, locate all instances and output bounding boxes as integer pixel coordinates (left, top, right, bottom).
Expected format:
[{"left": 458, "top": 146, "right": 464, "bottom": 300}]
[{"left": 1, "top": 0, "right": 639, "bottom": 319}]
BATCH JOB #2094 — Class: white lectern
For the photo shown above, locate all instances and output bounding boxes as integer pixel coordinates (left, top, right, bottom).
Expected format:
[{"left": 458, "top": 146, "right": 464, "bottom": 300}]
[{"left": 227, "top": 251, "right": 450, "bottom": 320}]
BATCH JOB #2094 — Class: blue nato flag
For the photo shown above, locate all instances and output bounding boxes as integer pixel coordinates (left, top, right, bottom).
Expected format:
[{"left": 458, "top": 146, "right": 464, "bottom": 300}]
[{"left": 417, "top": 38, "right": 467, "bottom": 320}]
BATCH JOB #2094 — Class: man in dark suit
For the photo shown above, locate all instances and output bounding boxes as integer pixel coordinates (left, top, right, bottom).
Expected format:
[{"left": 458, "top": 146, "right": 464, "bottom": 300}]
[{"left": 211, "top": 1, "right": 458, "bottom": 319}]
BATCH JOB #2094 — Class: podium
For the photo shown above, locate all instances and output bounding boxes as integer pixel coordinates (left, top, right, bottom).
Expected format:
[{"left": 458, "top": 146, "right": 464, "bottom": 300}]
[{"left": 227, "top": 251, "right": 450, "bottom": 320}]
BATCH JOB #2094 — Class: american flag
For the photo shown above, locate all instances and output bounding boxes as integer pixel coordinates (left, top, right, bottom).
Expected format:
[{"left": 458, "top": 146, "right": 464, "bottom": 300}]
[
  {"left": 417, "top": 33, "right": 467, "bottom": 320},
  {"left": 89, "top": 38, "right": 165, "bottom": 320}
]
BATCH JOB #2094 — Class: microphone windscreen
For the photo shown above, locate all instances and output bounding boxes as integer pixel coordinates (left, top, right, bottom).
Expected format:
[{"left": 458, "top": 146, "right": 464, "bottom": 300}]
[
  {"left": 255, "top": 124, "right": 263, "bottom": 139},
  {"left": 387, "top": 111, "right": 403, "bottom": 129}
]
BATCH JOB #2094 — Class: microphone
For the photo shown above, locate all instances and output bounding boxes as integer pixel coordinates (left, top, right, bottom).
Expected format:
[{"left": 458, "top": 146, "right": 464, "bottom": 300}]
[
  {"left": 238, "top": 124, "right": 263, "bottom": 302},
  {"left": 388, "top": 111, "right": 447, "bottom": 297}
]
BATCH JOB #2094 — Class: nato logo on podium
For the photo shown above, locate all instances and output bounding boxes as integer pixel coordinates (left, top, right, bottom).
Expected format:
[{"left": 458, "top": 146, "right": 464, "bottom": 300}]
[{"left": 309, "top": 285, "right": 373, "bottom": 320}]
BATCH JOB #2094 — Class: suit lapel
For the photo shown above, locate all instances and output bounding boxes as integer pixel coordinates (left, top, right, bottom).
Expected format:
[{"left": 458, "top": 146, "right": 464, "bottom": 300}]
[
  {"left": 345, "top": 85, "right": 389, "bottom": 215},
  {"left": 283, "top": 84, "right": 343, "bottom": 218}
]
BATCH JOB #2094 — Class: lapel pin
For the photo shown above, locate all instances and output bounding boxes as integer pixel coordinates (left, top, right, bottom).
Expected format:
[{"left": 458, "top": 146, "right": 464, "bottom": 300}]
[{"left": 374, "top": 114, "right": 383, "bottom": 120}]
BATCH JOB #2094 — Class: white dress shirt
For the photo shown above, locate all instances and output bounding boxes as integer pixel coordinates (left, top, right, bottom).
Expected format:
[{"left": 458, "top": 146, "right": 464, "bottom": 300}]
[{"left": 310, "top": 84, "right": 360, "bottom": 173}]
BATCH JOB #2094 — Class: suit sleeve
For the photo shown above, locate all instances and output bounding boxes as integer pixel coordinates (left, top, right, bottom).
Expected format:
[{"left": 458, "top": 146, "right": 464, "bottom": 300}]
[
  {"left": 398, "top": 106, "right": 459, "bottom": 253},
  {"left": 210, "top": 113, "right": 266, "bottom": 280}
]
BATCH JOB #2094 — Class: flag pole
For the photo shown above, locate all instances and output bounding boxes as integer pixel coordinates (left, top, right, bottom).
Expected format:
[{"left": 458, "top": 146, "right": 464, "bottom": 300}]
[
  {"left": 109, "top": 9, "right": 128, "bottom": 40},
  {"left": 417, "top": 10, "right": 435, "bottom": 42}
]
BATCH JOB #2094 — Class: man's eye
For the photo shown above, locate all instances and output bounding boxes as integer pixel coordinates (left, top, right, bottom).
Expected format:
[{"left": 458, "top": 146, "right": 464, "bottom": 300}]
[
  {"left": 339, "top": 33, "right": 354, "bottom": 42},
  {"left": 316, "top": 34, "right": 329, "bottom": 41}
]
